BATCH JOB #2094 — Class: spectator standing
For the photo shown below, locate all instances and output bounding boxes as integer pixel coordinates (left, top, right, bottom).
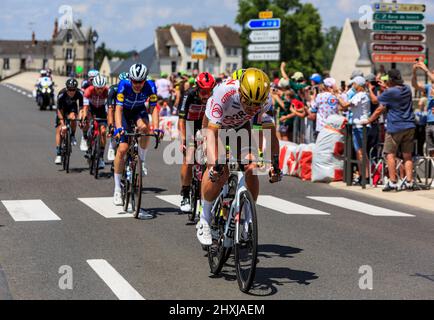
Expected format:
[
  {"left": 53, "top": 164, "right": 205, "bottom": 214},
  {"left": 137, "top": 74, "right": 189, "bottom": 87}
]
[
  {"left": 155, "top": 72, "right": 173, "bottom": 102},
  {"left": 337, "top": 76, "right": 371, "bottom": 183},
  {"left": 411, "top": 61, "right": 434, "bottom": 157},
  {"left": 364, "top": 69, "right": 416, "bottom": 191},
  {"left": 309, "top": 77, "right": 340, "bottom": 141}
]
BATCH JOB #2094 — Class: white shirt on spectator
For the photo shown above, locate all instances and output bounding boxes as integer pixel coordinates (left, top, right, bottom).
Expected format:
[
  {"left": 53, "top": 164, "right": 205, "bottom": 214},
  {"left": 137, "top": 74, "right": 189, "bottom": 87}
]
[
  {"left": 156, "top": 78, "right": 172, "bottom": 99},
  {"left": 312, "top": 92, "right": 339, "bottom": 133},
  {"left": 350, "top": 91, "right": 371, "bottom": 128}
]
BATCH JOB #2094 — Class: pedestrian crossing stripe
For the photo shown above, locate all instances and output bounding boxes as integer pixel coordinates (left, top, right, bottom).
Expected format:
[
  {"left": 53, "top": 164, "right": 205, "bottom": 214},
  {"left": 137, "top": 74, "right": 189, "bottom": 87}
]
[
  {"left": 1, "top": 200, "right": 61, "bottom": 221},
  {"left": 78, "top": 197, "right": 134, "bottom": 219},
  {"left": 308, "top": 197, "right": 414, "bottom": 217}
]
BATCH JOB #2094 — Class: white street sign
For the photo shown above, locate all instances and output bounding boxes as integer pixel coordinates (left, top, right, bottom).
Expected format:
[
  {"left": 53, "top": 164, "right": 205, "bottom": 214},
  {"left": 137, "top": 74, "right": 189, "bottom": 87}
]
[
  {"left": 247, "top": 52, "right": 281, "bottom": 61},
  {"left": 248, "top": 30, "right": 280, "bottom": 43},
  {"left": 247, "top": 43, "right": 281, "bottom": 52}
]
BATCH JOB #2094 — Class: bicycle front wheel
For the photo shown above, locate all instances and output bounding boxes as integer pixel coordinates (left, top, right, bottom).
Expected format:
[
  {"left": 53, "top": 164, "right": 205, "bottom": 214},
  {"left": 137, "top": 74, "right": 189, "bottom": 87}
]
[
  {"left": 132, "top": 157, "right": 143, "bottom": 219},
  {"left": 93, "top": 137, "right": 101, "bottom": 179},
  {"left": 208, "top": 199, "right": 229, "bottom": 275},
  {"left": 64, "top": 131, "right": 71, "bottom": 173},
  {"left": 189, "top": 179, "right": 200, "bottom": 222},
  {"left": 234, "top": 190, "right": 258, "bottom": 293}
]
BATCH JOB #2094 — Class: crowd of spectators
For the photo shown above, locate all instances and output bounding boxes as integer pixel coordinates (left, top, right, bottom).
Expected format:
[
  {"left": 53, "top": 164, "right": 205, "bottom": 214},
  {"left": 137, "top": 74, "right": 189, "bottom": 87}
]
[{"left": 148, "top": 61, "right": 433, "bottom": 190}]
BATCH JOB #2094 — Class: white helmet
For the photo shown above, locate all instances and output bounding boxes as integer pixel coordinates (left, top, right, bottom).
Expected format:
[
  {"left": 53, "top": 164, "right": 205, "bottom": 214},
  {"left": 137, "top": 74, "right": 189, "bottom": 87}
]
[
  {"left": 129, "top": 64, "right": 148, "bottom": 82},
  {"left": 92, "top": 75, "right": 107, "bottom": 88},
  {"left": 88, "top": 69, "right": 99, "bottom": 78},
  {"left": 40, "top": 69, "right": 47, "bottom": 76}
]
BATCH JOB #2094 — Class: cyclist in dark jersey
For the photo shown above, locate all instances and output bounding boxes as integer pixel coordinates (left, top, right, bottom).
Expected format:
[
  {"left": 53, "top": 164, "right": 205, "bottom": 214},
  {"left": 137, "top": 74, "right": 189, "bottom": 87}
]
[
  {"left": 178, "top": 72, "right": 216, "bottom": 213},
  {"left": 107, "top": 72, "right": 129, "bottom": 161},
  {"left": 55, "top": 79, "right": 83, "bottom": 164}
]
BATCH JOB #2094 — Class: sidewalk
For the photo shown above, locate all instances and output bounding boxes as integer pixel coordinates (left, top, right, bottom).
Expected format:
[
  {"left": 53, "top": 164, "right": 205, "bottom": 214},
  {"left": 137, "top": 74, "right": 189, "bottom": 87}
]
[
  {"left": 329, "top": 182, "right": 434, "bottom": 213},
  {"left": 1, "top": 72, "right": 69, "bottom": 93}
]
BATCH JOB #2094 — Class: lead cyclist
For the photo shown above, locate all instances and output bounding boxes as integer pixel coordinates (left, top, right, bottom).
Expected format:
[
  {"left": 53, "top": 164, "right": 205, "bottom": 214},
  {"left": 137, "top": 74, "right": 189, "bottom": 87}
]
[{"left": 197, "top": 68, "right": 282, "bottom": 246}]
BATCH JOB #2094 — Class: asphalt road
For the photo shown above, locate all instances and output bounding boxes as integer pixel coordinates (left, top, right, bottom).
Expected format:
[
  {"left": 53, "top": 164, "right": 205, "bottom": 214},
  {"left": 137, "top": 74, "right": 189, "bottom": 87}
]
[{"left": 1, "top": 83, "right": 434, "bottom": 300}]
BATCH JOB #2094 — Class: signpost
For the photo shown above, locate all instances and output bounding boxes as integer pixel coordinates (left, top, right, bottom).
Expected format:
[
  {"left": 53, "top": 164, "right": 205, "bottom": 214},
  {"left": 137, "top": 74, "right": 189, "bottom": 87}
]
[
  {"left": 247, "top": 18, "right": 281, "bottom": 30},
  {"left": 247, "top": 52, "right": 280, "bottom": 61},
  {"left": 372, "top": 3, "right": 426, "bottom": 12},
  {"left": 370, "top": 1, "right": 427, "bottom": 65},
  {"left": 373, "top": 13, "right": 424, "bottom": 21},
  {"left": 371, "top": 33, "right": 426, "bottom": 42},
  {"left": 259, "top": 11, "right": 273, "bottom": 19},
  {"left": 248, "top": 30, "right": 280, "bottom": 43},
  {"left": 191, "top": 32, "right": 207, "bottom": 60},
  {"left": 247, "top": 43, "right": 281, "bottom": 52},
  {"left": 371, "top": 43, "right": 425, "bottom": 53},
  {"left": 373, "top": 23, "right": 425, "bottom": 32},
  {"left": 372, "top": 53, "right": 425, "bottom": 63}
]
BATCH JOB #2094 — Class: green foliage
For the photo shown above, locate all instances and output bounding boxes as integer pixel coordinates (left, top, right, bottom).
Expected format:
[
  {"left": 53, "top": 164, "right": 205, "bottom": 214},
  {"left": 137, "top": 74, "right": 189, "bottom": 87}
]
[
  {"left": 94, "top": 42, "right": 130, "bottom": 69},
  {"left": 236, "top": 0, "right": 341, "bottom": 77}
]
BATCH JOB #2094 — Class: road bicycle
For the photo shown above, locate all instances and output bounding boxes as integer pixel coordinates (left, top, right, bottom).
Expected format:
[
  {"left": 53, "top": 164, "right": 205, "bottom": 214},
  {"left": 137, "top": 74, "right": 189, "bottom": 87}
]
[{"left": 120, "top": 128, "right": 162, "bottom": 218}]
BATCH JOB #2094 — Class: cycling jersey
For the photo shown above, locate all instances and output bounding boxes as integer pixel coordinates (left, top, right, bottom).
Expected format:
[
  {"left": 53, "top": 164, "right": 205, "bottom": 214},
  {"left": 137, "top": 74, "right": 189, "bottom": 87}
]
[
  {"left": 57, "top": 88, "right": 83, "bottom": 113},
  {"left": 84, "top": 85, "right": 108, "bottom": 120},
  {"left": 205, "top": 79, "right": 272, "bottom": 130},
  {"left": 107, "top": 84, "right": 118, "bottom": 108},
  {"left": 81, "top": 79, "right": 92, "bottom": 90},
  {"left": 116, "top": 79, "right": 157, "bottom": 111},
  {"left": 179, "top": 87, "right": 207, "bottom": 132}
]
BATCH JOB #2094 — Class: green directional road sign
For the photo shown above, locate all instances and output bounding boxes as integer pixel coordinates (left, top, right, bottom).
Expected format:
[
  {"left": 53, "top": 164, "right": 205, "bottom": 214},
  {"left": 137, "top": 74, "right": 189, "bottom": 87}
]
[
  {"left": 373, "top": 13, "right": 424, "bottom": 21},
  {"left": 373, "top": 23, "right": 425, "bottom": 32}
]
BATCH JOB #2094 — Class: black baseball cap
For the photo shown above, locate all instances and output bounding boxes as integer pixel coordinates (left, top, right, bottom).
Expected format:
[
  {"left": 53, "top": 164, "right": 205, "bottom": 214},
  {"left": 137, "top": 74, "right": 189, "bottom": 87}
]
[{"left": 387, "top": 69, "right": 404, "bottom": 85}]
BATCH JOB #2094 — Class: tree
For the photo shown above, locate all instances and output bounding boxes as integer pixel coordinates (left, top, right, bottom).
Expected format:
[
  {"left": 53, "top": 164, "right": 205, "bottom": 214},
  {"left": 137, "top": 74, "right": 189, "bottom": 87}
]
[
  {"left": 236, "top": 0, "right": 326, "bottom": 77},
  {"left": 322, "top": 26, "right": 342, "bottom": 71},
  {"left": 94, "top": 42, "right": 131, "bottom": 69}
]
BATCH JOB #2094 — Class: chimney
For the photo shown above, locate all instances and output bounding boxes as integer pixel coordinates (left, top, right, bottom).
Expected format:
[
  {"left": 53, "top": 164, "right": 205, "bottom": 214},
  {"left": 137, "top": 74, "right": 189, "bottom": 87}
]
[
  {"left": 52, "top": 19, "right": 59, "bottom": 40},
  {"left": 32, "top": 31, "right": 36, "bottom": 45}
]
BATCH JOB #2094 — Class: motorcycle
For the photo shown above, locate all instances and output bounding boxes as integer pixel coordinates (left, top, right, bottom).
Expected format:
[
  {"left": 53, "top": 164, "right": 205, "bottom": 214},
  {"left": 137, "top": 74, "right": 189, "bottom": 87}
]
[{"left": 36, "top": 77, "right": 55, "bottom": 111}]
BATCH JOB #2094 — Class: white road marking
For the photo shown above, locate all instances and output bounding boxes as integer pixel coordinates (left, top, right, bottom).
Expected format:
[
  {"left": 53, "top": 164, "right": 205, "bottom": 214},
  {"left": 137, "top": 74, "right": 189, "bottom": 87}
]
[
  {"left": 257, "top": 195, "right": 330, "bottom": 215},
  {"left": 78, "top": 197, "right": 133, "bottom": 218},
  {"left": 27, "top": 94, "right": 32, "bottom": 98},
  {"left": 1, "top": 200, "right": 61, "bottom": 221},
  {"left": 87, "top": 259, "right": 145, "bottom": 300},
  {"left": 156, "top": 195, "right": 182, "bottom": 207},
  {"left": 308, "top": 197, "right": 415, "bottom": 217}
]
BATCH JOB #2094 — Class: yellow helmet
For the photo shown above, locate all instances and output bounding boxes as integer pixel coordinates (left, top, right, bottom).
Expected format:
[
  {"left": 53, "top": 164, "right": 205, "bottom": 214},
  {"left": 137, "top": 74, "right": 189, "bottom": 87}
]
[
  {"left": 232, "top": 68, "right": 246, "bottom": 80},
  {"left": 239, "top": 68, "right": 270, "bottom": 105}
]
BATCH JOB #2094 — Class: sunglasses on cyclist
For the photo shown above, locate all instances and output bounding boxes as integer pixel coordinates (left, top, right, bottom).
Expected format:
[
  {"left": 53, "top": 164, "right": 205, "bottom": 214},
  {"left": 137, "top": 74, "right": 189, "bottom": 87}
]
[
  {"left": 199, "top": 88, "right": 212, "bottom": 96},
  {"left": 240, "top": 95, "right": 263, "bottom": 109},
  {"left": 67, "top": 88, "right": 77, "bottom": 92},
  {"left": 132, "top": 80, "right": 145, "bottom": 85}
]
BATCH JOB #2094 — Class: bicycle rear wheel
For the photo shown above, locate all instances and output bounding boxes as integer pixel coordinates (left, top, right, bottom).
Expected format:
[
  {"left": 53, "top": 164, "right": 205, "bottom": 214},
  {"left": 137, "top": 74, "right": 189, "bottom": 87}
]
[
  {"left": 234, "top": 190, "right": 258, "bottom": 293},
  {"left": 93, "top": 137, "right": 101, "bottom": 179},
  {"left": 122, "top": 158, "right": 132, "bottom": 213},
  {"left": 64, "top": 130, "right": 71, "bottom": 173},
  {"left": 189, "top": 179, "right": 200, "bottom": 222}
]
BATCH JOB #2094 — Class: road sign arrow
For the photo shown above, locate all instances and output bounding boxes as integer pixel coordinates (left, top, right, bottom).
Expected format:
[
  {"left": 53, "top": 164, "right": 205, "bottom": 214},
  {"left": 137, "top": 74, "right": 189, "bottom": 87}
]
[
  {"left": 248, "top": 30, "right": 280, "bottom": 43},
  {"left": 372, "top": 53, "right": 426, "bottom": 64},
  {"left": 247, "top": 52, "right": 281, "bottom": 61},
  {"left": 373, "top": 3, "right": 425, "bottom": 13},
  {"left": 371, "top": 33, "right": 426, "bottom": 43},
  {"left": 247, "top": 18, "right": 281, "bottom": 30},
  {"left": 247, "top": 43, "right": 281, "bottom": 52},
  {"left": 372, "top": 43, "right": 426, "bottom": 53},
  {"left": 373, "top": 13, "right": 424, "bottom": 21},
  {"left": 373, "top": 23, "right": 425, "bottom": 32}
]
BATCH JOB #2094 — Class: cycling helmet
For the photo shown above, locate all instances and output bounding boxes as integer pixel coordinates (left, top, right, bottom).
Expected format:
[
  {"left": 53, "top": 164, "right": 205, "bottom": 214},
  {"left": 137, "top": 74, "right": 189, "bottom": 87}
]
[
  {"left": 196, "top": 72, "right": 216, "bottom": 90},
  {"left": 40, "top": 69, "right": 48, "bottom": 76},
  {"left": 118, "top": 72, "right": 129, "bottom": 81},
  {"left": 66, "top": 78, "right": 78, "bottom": 90},
  {"left": 310, "top": 73, "right": 322, "bottom": 84},
  {"left": 232, "top": 68, "right": 246, "bottom": 80},
  {"left": 129, "top": 64, "right": 148, "bottom": 82},
  {"left": 239, "top": 68, "right": 270, "bottom": 105},
  {"left": 92, "top": 75, "right": 107, "bottom": 88},
  {"left": 88, "top": 69, "right": 99, "bottom": 78}
]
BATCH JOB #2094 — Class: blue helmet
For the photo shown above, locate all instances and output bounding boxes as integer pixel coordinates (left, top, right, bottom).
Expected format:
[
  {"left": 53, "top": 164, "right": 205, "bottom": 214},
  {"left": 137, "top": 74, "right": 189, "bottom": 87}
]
[
  {"left": 119, "top": 72, "right": 129, "bottom": 81},
  {"left": 310, "top": 73, "right": 322, "bottom": 84}
]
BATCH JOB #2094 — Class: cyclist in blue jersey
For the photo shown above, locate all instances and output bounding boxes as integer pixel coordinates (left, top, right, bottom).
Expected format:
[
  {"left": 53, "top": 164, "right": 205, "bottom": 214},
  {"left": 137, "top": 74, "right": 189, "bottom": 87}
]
[{"left": 113, "top": 64, "right": 160, "bottom": 207}]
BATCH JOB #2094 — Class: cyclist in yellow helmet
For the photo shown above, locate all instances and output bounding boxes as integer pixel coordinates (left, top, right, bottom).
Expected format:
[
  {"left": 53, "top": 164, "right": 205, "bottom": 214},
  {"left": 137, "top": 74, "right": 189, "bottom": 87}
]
[{"left": 196, "top": 67, "right": 282, "bottom": 246}]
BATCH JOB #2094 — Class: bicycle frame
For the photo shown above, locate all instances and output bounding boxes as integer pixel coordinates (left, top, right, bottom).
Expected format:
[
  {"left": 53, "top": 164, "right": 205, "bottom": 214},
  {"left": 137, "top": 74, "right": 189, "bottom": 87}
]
[{"left": 210, "top": 167, "right": 248, "bottom": 249}]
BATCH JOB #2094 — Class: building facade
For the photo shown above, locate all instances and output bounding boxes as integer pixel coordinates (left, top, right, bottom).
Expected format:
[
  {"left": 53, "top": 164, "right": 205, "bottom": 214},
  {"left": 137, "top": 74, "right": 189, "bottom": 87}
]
[{"left": 0, "top": 19, "right": 97, "bottom": 80}]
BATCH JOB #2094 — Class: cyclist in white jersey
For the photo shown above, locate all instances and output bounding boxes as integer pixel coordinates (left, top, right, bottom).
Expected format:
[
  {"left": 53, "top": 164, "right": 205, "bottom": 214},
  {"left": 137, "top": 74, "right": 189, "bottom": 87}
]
[{"left": 197, "top": 68, "right": 282, "bottom": 246}]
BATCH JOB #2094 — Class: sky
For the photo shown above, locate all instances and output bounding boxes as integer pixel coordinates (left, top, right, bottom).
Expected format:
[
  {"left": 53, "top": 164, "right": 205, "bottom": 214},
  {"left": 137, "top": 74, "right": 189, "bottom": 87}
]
[{"left": 0, "top": 0, "right": 432, "bottom": 51}]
